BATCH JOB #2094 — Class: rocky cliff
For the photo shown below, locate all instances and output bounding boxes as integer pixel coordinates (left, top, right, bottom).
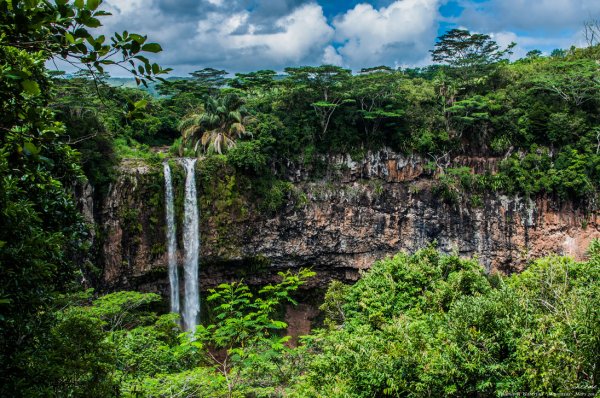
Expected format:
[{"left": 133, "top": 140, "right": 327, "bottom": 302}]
[{"left": 88, "top": 150, "right": 600, "bottom": 297}]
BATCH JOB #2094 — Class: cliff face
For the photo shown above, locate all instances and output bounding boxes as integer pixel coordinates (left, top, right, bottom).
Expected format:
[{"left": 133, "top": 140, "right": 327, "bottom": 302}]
[{"left": 91, "top": 150, "right": 600, "bottom": 296}]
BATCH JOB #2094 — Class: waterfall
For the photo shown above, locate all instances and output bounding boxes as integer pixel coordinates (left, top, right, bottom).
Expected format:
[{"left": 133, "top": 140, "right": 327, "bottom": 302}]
[
  {"left": 163, "top": 162, "right": 180, "bottom": 316},
  {"left": 182, "top": 158, "right": 200, "bottom": 332}
]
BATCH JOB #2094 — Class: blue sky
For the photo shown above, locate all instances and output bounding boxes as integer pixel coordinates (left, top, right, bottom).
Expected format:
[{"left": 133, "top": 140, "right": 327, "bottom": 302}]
[{"left": 97, "top": 0, "right": 599, "bottom": 75}]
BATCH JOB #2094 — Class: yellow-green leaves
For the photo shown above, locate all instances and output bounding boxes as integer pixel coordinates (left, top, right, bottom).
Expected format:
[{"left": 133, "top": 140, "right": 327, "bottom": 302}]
[
  {"left": 23, "top": 142, "right": 40, "bottom": 156},
  {"left": 21, "top": 79, "right": 40, "bottom": 96}
]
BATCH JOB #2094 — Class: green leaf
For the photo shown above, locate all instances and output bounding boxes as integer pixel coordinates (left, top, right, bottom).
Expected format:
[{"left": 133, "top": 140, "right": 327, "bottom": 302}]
[
  {"left": 74, "top": 0, "right": 84, "bottom": 9},
  {"left": 23, "top": 142, "right": 40, "bottom": 156},
  {"left": 270, "top": 320, "right": 287, "bottom": 329},
  {"left": 86, "top": 0, "right": 100, "bottom": 11},
  {"left": 38, "top": 156, "right": 55, "bottom": 167},
  {"left": 83, "top": 17, "right": 101, "bottom": 28},
  {"left": 191, "top": 341, "right": 203, "bottom": 349},
  {"left": 134, "top": 99, "right": 148, "bottom": 109},
  {"left": 133, "top": 55, "right": 149, "bottom": 64},
  {"left": 21, "top": 80, "right": 40, "bottom": 96},
  {"left": 141, "top": 43, "right": 162, "bottom": 53},
  {"left": 129, "top": 34, "right": 146, "bottom": 44},
  {"left": 312, "top": 101, "right": 337, "bottom": 108}
]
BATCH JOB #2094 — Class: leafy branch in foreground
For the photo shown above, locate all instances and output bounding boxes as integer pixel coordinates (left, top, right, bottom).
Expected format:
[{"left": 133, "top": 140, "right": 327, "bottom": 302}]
[
  {"left": 0, "top": 1, "right": 171, "bottom": 394},
  {"left": 0, "top": 0, "right": 171, "bottom": 85},
  {"left": 189, "top": 269, "right": 315, "bottom": 398}
]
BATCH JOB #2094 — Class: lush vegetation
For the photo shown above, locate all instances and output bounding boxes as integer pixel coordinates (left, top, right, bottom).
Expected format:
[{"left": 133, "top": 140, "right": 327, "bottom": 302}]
[
  {"left": 5, "top": 245, "right": 599, "bottom": 397},
  {"left": 46, "top": 30, "right": 600, "bottom": 207},
  {"left": 0, "top": 0, "right": 168, "bottom": 393},
  {"left": 294, "top": 244, "right": 600, "bottom": 396},
  {"left": 2, "top": 1, "right": 600, "bottom": 396}
]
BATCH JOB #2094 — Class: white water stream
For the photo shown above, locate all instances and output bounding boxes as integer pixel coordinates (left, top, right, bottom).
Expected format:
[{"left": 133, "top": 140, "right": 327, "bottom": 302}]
[
  {"left": 163, "top": 162, "right": 180, "bottom": 316},
  {"left": 181, "top": 158, "right": 200, "bottom": 332}
]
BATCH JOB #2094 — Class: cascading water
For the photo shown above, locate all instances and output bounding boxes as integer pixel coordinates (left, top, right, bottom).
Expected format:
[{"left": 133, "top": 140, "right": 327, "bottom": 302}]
[
  {"left": 163, "top": 161, "right": 180, "bottom": 316},
  {"left": 182, "top": 158, "right": 200, "bottom": 332}
]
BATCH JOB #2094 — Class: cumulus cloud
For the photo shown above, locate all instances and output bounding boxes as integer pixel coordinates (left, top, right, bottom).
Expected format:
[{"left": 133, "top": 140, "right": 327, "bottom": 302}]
[
  {"left": 64, "top": 0, "right": 598, "bottom": 75},
  {"left": 333, "top": 0, "right": 442, "bottom": 68},
  {"left": 190, "top": 4, "right": 334, "bottom": 69},
  {"left": 450, "top": 0, "right": 599, "bottom": 60},
  {"left": 457, "top": 0, "right": 600, "bottom": 33},
  {"left": 99, "top": 0, "right": 331, "bottom": 73},
  {"left": 322, "top": 45, "right": 344, "bottom": 66}
]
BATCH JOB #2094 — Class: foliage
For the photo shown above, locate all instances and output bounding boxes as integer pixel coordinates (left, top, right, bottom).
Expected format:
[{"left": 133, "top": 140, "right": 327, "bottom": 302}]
[
  {"left": 4, "top": 5, "right": 600, "bottom": 397},
  {"left": 37, "top": 25, "right": 599, "bottom": 203},
  {"left": 434, "top": 166, "right": 484, "bottom": 203},
  {"left": 122, "top": 269, "right": 315, "bottom": 398},
  {"left": 0, "top": 38, "right": 89, "bottom": 398},
  {"left": 0, "top": 1, "right": 169, "bottom": 394},
  {"left": 180, "top": 93, "right": 250, "bottom": 154},
  {"left": 431, "top": 29, "right": 515, "bottom": 71},
  {"left": 225, "top": 139, "right": 270, "bottom": 173},
  {"left": 9, "top": 246, "right": 600, "bottom": 397},
  {"left": 290, "top": 244, "right": 600, "bottom": 397},
  {"left": 0, "top": 0, "right": 169, "bottom": 85}
]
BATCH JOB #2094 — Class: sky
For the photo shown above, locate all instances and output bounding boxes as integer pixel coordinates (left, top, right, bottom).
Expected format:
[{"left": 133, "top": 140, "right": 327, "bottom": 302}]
[{"left": 94, "top": 0, "right": 600, "bottom": 75}]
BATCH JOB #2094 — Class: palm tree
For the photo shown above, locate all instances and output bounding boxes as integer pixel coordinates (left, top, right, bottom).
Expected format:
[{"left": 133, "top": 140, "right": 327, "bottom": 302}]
[{"left": 179, "top": 94, "right": 248, "bottom": 155}]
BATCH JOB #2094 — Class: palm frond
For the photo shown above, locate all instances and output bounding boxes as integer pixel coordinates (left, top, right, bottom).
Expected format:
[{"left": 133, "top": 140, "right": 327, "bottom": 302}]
[
  {"left": 229, "top": 122, "right": 246, "bottom": 137},
  {"left": 180, "top": 93, "right": 250, "bottom": 154},
  {"left": 178, "top": 115, "right": 201, "bottom": 131},
  {"left": 229, "top": 110, "right": 242, "bottom": 123}
]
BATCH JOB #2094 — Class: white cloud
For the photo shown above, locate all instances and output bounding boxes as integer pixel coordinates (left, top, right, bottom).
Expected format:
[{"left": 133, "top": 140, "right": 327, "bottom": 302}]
[
  {"left": 457, "top": 0, "right": 600, "bottom": 33},
  {"left": 333, "top": 0, "right": 442, "bottom": 68},
  {"left": 206, "top": 0, "right": 224, "bottom": 6},
  {"left": 58, "top": 0, "right": 600, "bottom": 76},
  {"left": 222, "top": 4, "right": 334, "bottom": 64},
  {"left": 451, "top": 0, "right": 600, "bottom": 61},
  {"left": 322, "top": 45, "right": 344, "bottom": 66},
  {"left": 486, "top": 30, "right": 574, "bottom": 60},
  {"left": 103, "top": 0, "right": 146, "bottom": 15},
  {"left": 93, "top": 1, "right": 334, "bottom": 73}
]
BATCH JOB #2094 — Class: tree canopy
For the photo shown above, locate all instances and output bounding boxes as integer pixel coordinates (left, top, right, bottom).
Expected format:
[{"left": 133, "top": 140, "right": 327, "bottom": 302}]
[{"left": 431, "top": 28, "right": 515, "bottom": 70}]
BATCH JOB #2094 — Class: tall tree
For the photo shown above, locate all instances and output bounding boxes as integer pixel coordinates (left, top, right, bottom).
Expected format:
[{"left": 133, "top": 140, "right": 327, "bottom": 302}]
[
  {"left": 353, "top": 68, "right": 404, "bottom": 147},
  {"left": 230, "top": 70, "right": 277, "bottom": 95},
  {"left": 158, "top": 68, "right": 228, "bottom": 98},
  {"left": 284, "top": 65, "right": 353, "bottom": 140},
  {"left": 431, "top": 29, "right": 514, "bottom": 81},
  {"left": 431, "top": 29, "right": 515, "bottom": 69}
]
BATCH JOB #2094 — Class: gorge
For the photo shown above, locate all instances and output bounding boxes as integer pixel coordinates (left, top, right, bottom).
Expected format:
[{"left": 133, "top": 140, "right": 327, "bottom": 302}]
[
  {"left": 91, "top": 149, "right": 599, "bottom": 300},
  {"left": 4, "top": 2, "right": 600, "bottom": 395}
]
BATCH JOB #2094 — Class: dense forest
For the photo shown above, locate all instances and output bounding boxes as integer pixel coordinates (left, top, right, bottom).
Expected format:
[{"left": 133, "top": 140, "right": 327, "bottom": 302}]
[
  {"left": 51, "top": 34, "right": 600, "bottom": 209},
  {"left": 1, "top": 0, "right": 599, "bottom": 397}
]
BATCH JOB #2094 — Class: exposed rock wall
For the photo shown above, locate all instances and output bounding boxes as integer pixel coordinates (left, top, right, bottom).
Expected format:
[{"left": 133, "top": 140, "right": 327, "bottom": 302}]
[
  {"left": 91, "top": 150, "right": 600, "bottom": 296},
  {"left": 96, "top": 160, "right": 168, "bottom": 292}
]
